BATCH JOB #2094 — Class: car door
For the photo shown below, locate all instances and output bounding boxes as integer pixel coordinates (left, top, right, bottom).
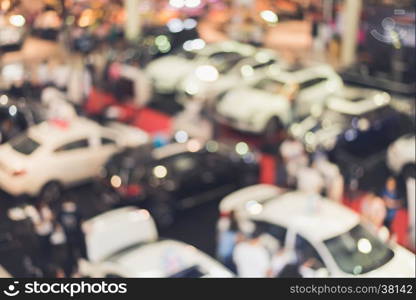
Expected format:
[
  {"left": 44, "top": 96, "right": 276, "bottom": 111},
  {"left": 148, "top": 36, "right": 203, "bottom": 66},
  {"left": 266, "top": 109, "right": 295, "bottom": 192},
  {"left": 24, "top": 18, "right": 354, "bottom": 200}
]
[
  {"left": 164, "top": 153, "right": 207, "bottom": 208},
  {"left": 201, "top": 151, "right": 236, "bottom": 195},
  {"left": 51, "top": 137, "right": 93, "bottom": 184},
  {"left": 89, "top": 135, "right": 119, "bottom": 176},
  {"left": 295, "top": 77, "right": 329, "bottom": 117}
]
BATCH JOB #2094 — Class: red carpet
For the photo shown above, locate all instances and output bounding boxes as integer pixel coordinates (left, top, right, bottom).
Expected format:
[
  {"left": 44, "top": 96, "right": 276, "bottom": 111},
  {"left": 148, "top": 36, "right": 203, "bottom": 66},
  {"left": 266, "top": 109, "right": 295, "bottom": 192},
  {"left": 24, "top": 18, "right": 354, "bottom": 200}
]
[
  {"left": 132, "top": 108, "right": 172, "bottom": 137},
  {"left": 259, "top": 154, "right": 276, "bottom": 184},
  {"left": 84, "top": 88, "right": 117, "bottom": 115},
  {"left": 391, "top": 209, "right": 409, "bottom": 248}
]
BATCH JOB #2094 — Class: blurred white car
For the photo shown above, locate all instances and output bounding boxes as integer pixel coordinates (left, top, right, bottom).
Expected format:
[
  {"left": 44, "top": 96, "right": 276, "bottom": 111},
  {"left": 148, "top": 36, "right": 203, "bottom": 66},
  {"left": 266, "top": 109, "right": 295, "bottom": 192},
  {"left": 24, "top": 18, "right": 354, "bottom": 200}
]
[
  {"left": 387, "top": 133, "right": 415, "bottom": 178},
  {"left": 219, "top": 184, "right": 416, "bottom": 277},
  {"left": 0, "top": 117, "right": 149, "bottom": 202},
  {"left": 215, "top": 64, "right": 343, "bottom": 136},
  {"left": 178, "top": 48, "right": 280, "bottom": 102},
  {"left": 145, "top": 40, "right": 256, "bottom": 94},
  {"left": 79, "top": 206, "right": 233, "bottom": 278}
]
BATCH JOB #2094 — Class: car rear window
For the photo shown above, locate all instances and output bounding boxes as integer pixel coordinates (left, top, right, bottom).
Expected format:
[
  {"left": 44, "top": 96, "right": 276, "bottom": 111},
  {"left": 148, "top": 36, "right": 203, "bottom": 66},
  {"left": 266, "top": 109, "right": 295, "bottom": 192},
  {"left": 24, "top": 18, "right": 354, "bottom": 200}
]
[{"left": 10, "top": 134, "right": 40, "bottom": 155}]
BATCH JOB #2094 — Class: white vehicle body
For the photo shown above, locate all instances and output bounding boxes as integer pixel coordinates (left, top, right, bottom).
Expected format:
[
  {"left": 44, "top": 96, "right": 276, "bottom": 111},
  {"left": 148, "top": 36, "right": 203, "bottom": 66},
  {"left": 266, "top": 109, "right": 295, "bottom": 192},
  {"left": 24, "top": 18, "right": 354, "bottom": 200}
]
[
  {"left": 178, "top": 48, "right": 280, "bottom": 102},
  {"left": 80, "top": 207, "right": 233, "bottom": 278},
  {"left": 220, "top": 184, "right": 416, "bottom": 277},
  {"left": 0, "top": 118, "right": 149, "bottom": 196},
  {"left": 145, "top": 41, "right": 256, "bottom": 94},
  {"left": 290, "top": 88, "right": 392, "bottom": 152},
  {"left": 387, "top": 134, "right": 415, "bottom": 175},
  {"left": 215, "top": 64, "right": 343, "bottom": 134}
]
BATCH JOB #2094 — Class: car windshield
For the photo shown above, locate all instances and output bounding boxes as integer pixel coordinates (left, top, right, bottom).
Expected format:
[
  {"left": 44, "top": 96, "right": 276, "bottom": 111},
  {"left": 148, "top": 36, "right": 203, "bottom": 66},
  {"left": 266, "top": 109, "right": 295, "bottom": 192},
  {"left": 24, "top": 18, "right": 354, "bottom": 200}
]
[
  {"left": 10, "top": 134, "right": 40, "bottom": 155},
  {"left": 253, "top": 78, "right": 286, "bottom": 94},
  {"left": 208, "top": 52, "right": 245, "bottom": 74},
  {"left": 324, "top": 224, "right": 394, "bottom": 275}
]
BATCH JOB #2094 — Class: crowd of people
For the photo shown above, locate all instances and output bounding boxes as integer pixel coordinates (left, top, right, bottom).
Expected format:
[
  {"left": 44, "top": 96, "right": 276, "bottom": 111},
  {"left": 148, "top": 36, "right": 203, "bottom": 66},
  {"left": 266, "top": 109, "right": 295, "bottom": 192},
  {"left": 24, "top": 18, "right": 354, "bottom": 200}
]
[{"left": 6, "top": 197, "right": 87, "bottom": 278}]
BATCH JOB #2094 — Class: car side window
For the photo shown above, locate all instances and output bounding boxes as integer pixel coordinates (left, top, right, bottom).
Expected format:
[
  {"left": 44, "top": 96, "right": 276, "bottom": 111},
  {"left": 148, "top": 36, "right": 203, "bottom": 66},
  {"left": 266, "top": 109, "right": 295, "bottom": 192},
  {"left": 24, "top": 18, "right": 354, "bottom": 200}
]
[
  {"left": 101, "top": 137, "right": 116, "bottom": 145},
  {"left": 55, "top": 139, "right": 89, "bottom": 152},
  {"left": 299, "top": 77, "right": 327, "bottom": 90},
  {"left": 255, "top": 221, "right": 287, "bottom": 246},
  {"left": 295, "top": 234, "right": 324, "bottom": 265}
]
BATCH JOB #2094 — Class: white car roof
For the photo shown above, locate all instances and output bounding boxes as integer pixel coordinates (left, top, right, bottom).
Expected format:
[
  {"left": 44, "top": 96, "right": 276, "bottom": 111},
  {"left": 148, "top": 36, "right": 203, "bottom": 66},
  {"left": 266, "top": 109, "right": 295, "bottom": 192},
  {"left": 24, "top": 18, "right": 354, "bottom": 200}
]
[
  {"left": 327, "top": 88, "right": 391, "bottom": 115},
  {"left": 254, "top": 191, "right": 360, "bottom": 242},
  {"left": 28, "top": 117, "right": 103, "bottom": 146},
  {"left": 108, "top": 239, "right": 232, "bottom": 278},
  {"left": 84, "top": 206, "right": 158, "bottom": 262},
  {"left": 222, "top": 185, "right": 360, "bottom": 242},
  {"left": 219, "top": 184, "right": 281, "bottom": 213},
  {"left": 196, "top": 40, "right": 256, "bottom": 57},
  {"left": 26, "top": 118, "right": 148, "bottom": 149}
]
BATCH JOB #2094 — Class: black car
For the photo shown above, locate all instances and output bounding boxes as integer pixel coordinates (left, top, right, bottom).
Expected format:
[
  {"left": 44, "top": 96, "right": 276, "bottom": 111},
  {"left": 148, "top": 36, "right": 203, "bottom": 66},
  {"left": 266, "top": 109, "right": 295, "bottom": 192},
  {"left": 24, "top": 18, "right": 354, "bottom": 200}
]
[
  {"left": 0, "top": 96, "right": 45, "bottom": 144},
  {"left": 99, "top": 141, "right": 259, "bottom": 226},
  {"left": 328, "top": 104, "right": 414, "bottom": 191},
  {"left": 293, "top": 89, "right": 414, "bottom": 191},
  {"left": 133, "top": 24, "right": 200, "bottom": 66}
]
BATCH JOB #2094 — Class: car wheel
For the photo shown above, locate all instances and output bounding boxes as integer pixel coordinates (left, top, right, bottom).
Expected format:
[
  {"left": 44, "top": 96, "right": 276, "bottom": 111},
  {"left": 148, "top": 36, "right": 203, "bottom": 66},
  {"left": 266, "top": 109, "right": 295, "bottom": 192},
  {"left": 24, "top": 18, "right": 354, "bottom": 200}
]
[
  {"left": 38, "top": 181, "right": 62, "bottom": 204},
  {"left": 264, "top": 117, "right": 283, "bottom": 140},
  {"left": 148, "top": 199, "right": 175, "bottom": 229}
]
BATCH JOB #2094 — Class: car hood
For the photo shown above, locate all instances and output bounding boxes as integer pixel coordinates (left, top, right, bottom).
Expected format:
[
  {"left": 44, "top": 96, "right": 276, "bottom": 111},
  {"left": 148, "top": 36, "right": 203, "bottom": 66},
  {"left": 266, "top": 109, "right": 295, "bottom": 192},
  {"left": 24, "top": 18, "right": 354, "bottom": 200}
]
[
  {"left": 146, "top": 56, "right": 196, "bottom": 83},
  {"left": 360, "top": 245, "right": 416, "bottom": 278},
  {"left": 110, "top": 240, "right": 233, "bottom": 278},
  {"left": 216, "top": 88, "right": 290, "bottom": 121}
]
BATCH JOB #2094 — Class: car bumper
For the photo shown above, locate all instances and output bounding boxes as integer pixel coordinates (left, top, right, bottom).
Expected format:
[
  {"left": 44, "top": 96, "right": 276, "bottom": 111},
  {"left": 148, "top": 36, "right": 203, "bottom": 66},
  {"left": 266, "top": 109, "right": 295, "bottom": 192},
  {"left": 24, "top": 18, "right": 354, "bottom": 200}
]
[{"left": 0, "top": 171, "right": 31, "bottom": 196}]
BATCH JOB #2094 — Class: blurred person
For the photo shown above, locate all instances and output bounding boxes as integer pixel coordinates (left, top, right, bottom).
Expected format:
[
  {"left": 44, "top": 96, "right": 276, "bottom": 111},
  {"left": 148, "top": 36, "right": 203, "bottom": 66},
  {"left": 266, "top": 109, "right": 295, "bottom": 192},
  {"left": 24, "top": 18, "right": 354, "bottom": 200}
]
[
  {"left": 31, "top": 202, "right": 54, "bottom": 275},
  {"left": 51, "top": 61, "right": 70, "bottom": 91},
  {"left": 216, "top": 211, "right": 239, "bottom": 273},
  {"left": 298, "top": 257, "right": 328, "bottom": 278},
  {"left": 361, "top": 193, "right": 389, "bottom": 241},
  {"left": 41, "top": 87, "right": 77, "bottom": 121},
  {"left": 67, "top": 56, "right": 92, "bottom": 106},
  {"left": 313, "top": 153, "right": 344, "bottom": 202},
  {"left": 57, "top": 199, "right": 87, "bottom": 277},
  {"left": 233, "top": 229, "right": 271, "bottom": 277},
  {"left": 382, "top": 176, "right": 402, "bottom": 230},
  {"left": 50, "top": 223, "right": 68, "bottom": 278},
  {"left": 270, "top": 247, "right": 294, "bottom": 277},
  {"left": 296, "top": 161, "right": 324, "bottom": 195},
  {"left": 279, "top": 136, "right": 308, "bottom": 187}
]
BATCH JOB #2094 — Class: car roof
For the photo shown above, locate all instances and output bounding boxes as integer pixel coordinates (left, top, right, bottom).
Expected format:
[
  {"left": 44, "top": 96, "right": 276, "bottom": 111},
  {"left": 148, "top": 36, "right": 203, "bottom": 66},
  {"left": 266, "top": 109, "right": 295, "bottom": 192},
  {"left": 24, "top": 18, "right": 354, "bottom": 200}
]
[
  {"left": 327, "top": 88, "right": 391, "bottom": 115},
  {"left": 108, "top": 239, "right": 229, "bottom": 277},
  {"left": 249, "top": 191, "right": 360, "bottom": 242},
  {"left": 196, "top": 40, "right": 256, "bottom": 57},
  {"left": 27, "top": 117, "right": 103, "bottom": 146},
  {"left": 84, "top": 206, "right": 158, "bottom": 262}
]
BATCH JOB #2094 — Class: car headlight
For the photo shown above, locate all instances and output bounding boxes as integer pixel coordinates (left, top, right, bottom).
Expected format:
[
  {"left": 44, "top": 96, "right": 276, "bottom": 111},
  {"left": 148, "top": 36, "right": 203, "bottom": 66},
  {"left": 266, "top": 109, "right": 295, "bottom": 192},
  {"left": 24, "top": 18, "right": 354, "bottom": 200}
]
[
  {"left": 195, "top": 65, "right": 219, "bottom": 82},
  {"left": 185, "top": 82, "right": 199, "bottom": 96}
]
